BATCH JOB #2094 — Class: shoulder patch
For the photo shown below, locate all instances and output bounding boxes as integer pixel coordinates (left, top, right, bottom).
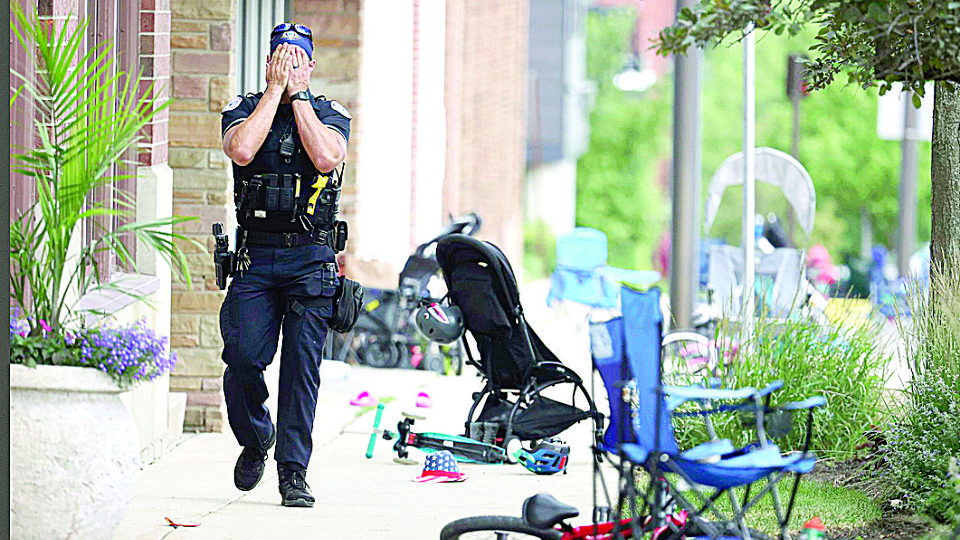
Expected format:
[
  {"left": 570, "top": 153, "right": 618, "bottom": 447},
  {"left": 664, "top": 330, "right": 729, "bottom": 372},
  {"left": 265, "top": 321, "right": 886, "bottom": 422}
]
[
  {"left": 222, "top": 96, "right": 243, "bottom": 113},
  {"left": 330, "top": 100, "right": 352, "bottom": 119}
]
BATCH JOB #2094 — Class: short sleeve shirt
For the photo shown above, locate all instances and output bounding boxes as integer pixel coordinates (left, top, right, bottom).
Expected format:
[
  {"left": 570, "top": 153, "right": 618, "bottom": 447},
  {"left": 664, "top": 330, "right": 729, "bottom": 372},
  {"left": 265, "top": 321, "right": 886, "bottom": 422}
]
[{"left": 220, "top": 92, "right": 352, "bottom": 145}]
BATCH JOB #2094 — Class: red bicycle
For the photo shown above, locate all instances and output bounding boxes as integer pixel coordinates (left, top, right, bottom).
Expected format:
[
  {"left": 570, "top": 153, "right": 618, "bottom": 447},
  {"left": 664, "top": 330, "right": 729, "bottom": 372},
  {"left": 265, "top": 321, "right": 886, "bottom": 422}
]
[
  {"left": 438, "top": 492, "right": 696, "bottom": 540},
  {"left": 438, "top": 492, "right": 769, "bottom": 540}
]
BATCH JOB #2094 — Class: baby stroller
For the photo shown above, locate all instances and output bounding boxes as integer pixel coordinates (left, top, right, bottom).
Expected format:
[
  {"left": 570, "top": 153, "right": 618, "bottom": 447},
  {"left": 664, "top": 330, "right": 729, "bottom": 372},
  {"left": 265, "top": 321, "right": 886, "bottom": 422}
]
[{"left": 435, "top": 234, "right": 604, "bottom": 456}]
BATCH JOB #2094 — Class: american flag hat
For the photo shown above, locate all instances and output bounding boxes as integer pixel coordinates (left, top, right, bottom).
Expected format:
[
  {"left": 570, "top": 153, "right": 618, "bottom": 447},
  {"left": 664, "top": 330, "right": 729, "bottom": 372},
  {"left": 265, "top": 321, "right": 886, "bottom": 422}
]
[{"left": 412, "top": 450, "right": 468, "bottom": 483}]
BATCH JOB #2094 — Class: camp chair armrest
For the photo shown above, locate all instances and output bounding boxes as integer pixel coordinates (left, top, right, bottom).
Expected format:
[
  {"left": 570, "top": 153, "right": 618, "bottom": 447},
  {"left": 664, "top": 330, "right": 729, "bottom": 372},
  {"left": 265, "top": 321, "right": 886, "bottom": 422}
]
[
  {"left": 661, "top": 385, "right": 760, "bottom": 410},
  {"left": 780, "top": 396, "right": 827, "bottom": 410},
  {"left": 757, "top": 380, "right": 784, "bottom": 397}
]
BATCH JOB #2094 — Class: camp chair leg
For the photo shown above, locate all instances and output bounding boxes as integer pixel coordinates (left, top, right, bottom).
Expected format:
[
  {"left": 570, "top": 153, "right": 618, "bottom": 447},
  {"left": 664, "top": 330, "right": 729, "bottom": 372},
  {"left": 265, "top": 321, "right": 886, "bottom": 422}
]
[
  {"left": 741, "top": 484, "right": 752, "bottom": 511},
  {"left": 726, "top": 487, "right": 753, "bottom": 540},
  {"left": 781, "top": 472, "right": 804, "bottom": 540},
  {"left": 662, "top": 461, "right": 730, "bottom": 525},
  {"left": 767, "top": 478, "right": 787, "bottom": 540},
  {"left": 613, "top": 461, "right": 631, "bottom": 539}
]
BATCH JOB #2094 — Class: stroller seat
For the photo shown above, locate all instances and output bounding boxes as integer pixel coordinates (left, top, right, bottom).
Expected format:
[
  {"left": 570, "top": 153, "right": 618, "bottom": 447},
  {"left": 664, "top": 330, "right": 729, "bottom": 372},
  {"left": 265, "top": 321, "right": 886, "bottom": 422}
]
[{"left": 436, "top": 234, "right": 603, "bottom": 449}]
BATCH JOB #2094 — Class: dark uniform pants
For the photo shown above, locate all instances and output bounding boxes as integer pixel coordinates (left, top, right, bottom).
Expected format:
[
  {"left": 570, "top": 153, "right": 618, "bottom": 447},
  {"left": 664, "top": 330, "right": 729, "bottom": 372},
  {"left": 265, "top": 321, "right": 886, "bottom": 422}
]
[{"left": 219, "top": 242, "right": 339, "bottom": 469}]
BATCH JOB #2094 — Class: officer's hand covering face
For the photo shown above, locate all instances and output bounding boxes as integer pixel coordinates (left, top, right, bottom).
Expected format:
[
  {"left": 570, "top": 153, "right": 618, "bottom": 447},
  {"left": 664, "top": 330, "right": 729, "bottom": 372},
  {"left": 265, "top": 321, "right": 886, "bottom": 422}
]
[
  {"left": 265, "top": 44, "right": 317, "bottom": 88},
  {"left": 266, "top": 23, "right": 315, "bottom": 83}
]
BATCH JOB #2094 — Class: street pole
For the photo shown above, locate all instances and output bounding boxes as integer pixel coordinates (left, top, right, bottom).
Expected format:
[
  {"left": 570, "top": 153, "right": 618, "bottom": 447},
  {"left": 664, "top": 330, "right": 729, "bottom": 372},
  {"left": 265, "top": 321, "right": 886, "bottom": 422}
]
[
  {"left": 788, "top": 81, "right": 800, "bottom": 245},
  {"left": 785, "top": 53, "right": 806, "bottom": 246},
  {"left": 669, "top": 0, "right": 703, "bottom": 330},
  {"left": 742, "top": 25, "right": 756, "bottom": 337},
  {"left": 898, "top": 92, "right": 919, "bottom": 278}
]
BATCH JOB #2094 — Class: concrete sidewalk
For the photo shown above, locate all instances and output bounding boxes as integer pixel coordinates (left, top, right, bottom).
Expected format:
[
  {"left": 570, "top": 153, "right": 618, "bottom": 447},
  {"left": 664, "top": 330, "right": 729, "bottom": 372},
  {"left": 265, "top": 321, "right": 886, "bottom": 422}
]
[{"left": 112, "top": 281, "right": 617, "bottom": 540}]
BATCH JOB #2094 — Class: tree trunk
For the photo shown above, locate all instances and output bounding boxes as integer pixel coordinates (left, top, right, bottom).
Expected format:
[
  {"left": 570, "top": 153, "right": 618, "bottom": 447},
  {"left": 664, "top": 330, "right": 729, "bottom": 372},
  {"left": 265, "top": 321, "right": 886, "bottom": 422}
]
[{"left": 930, "top": 81, "right": 960, "bottom": 292}]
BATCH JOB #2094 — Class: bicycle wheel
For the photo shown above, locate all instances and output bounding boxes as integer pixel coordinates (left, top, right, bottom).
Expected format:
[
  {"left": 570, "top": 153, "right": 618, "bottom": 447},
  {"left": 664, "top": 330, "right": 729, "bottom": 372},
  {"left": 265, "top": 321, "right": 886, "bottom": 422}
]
[{"left": 439, "top": 516, "right": 561, "bottom": 540}]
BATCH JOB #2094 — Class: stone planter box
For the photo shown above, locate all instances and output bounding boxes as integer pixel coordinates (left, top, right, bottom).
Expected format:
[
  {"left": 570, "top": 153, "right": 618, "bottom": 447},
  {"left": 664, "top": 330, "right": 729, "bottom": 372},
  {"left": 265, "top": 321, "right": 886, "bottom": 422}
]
[{"left": 11, "top": 364, "right": 140, "bottom": 540}]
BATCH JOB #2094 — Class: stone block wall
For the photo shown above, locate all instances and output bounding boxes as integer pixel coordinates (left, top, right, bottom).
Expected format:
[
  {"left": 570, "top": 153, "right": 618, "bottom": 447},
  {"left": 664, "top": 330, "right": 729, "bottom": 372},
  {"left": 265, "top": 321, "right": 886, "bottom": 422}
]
[{"left": 168, "top": 0, "right": 236, "bottom": 433}]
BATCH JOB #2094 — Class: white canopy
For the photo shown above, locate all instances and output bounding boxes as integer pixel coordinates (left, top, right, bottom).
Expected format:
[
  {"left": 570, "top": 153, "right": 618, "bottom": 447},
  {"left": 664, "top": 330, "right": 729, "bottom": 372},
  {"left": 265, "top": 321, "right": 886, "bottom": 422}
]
[{"left": 704, "top": 147, "right": 816, "bottom": 235}]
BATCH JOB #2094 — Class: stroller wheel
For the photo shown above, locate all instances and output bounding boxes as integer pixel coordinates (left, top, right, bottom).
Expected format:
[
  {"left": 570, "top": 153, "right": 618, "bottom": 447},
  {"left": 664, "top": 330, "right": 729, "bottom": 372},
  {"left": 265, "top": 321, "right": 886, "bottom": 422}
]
[
  {"left": 358, "top": 336, "right": 405, "bottom": 368},
  {"left": 424, "top": 353, "right": 445, "bottom": 373},
  {"left": 504, "top": 436, "right": 522, "bottom": 464}
]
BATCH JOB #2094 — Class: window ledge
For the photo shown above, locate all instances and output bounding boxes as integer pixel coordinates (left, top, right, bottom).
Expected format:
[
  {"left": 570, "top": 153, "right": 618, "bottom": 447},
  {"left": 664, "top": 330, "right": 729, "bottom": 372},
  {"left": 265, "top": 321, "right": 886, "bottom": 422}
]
[{"left": 75, "top": 273, "right": 160, "bottom": 320}]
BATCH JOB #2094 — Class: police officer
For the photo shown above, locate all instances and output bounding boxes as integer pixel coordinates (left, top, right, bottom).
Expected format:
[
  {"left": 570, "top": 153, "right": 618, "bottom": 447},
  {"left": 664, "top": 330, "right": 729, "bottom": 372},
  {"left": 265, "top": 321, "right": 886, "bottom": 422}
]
[{"left": 219, "top": 22, "right": 351, "bottom": 508}]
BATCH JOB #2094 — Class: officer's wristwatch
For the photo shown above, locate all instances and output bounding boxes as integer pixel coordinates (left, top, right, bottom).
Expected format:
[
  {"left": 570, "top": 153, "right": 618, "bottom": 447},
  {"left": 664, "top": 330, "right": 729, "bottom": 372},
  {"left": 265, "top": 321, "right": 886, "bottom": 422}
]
[{"left": 290, "top": 91, "right": 311, "bottom": 102}]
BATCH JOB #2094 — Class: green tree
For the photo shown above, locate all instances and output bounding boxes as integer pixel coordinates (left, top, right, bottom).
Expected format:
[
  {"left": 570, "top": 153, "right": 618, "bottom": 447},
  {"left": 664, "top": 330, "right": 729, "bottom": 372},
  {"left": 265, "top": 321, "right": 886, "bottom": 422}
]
[
  {"left": 698, "top": 26, "right": 931, "bottom": 257},
  {"left": 654, "top": 0, "right": 960, "bottom": 300},
  {"left": 577, "top": 8, "right": 671, "bottom": 270}
]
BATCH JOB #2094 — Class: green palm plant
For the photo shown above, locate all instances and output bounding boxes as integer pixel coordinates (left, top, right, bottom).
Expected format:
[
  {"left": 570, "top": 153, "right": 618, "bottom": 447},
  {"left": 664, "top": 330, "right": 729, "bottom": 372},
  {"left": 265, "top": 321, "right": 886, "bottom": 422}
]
[{"left": 9, "top": 2, "right": 202, "bottom": 335}]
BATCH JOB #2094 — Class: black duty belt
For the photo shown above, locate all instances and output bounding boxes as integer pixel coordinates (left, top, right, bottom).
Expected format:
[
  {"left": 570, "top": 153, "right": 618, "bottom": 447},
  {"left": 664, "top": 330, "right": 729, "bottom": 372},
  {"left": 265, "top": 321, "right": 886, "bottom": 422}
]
[
  {"left": 242, "top": 221, "right": 347, "bottom": 252},
  {"left": 245, "top": 228, "right": 331, "bottom": 248}
]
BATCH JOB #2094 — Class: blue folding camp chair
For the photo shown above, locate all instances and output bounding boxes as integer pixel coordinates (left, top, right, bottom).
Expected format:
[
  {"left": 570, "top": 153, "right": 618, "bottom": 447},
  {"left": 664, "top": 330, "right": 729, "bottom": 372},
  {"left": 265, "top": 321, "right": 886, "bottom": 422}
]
[
  {"left": 589, "top": 285, "right": 826, "bottom": 540},
  {"left": 547, "top": 228, "right": 660, "bottom": 309}
]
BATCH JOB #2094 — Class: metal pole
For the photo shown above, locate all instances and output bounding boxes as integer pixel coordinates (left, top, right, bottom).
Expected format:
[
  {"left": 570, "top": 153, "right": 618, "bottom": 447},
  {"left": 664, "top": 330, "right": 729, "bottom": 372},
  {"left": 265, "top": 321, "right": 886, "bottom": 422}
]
[
  {"left": 787, "top": 88, "right": 800, "bottom": 245},
  {"left": 898, "top": 91, "right": 919, "bottom": 278},
  {"left": 742, "top": 26, "right": 756, "bottom": 334},
  {"left": 669, "top": 0, "right": 703, "bottom": 330}
]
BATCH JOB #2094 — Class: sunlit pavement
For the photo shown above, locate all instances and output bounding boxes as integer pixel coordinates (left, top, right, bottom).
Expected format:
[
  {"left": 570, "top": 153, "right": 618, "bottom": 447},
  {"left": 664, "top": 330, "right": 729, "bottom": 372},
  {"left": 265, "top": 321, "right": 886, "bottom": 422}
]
[
  {"left": 112, "top": 280, "right": 618, "bottom": 540},
  {"left": 112, "top": 279, "right": 908, "bottom": 539}
]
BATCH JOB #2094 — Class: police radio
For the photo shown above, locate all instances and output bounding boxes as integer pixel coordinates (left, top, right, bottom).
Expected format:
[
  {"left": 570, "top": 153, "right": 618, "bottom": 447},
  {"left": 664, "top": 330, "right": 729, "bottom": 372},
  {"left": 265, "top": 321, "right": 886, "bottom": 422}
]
[{"left": 212, "top": 222, "right": 235, "bottom": 290}]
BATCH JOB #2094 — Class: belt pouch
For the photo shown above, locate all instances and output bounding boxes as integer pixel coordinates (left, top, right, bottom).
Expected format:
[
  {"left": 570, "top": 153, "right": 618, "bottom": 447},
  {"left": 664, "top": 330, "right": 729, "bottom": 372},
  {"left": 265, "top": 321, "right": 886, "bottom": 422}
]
[
  {"left": 266, "top": 186, "right": 280, "bottom": 211},
  {"left": 279, "top": 175, "right": 294, "bottom": 211}
]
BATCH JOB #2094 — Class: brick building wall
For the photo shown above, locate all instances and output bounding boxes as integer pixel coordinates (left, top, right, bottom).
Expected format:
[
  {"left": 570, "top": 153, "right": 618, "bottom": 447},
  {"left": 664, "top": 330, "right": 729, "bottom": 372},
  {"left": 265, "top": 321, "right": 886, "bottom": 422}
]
[
  {"left": 140, "top": 0, "right": 172, "bottom": 169},
  {"left": 444, "top": 0, "right": 529, "bottom": 264},
  {"left": 167, "top": 0, "right": 237, "bottom": 432}
]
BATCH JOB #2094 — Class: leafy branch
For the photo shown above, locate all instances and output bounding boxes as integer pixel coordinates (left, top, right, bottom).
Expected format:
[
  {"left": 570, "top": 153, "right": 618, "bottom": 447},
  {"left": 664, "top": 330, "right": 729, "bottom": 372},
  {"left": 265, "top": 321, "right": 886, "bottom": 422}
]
[{"left": 653, "top": 0, "right": 960, "bottom": 98}]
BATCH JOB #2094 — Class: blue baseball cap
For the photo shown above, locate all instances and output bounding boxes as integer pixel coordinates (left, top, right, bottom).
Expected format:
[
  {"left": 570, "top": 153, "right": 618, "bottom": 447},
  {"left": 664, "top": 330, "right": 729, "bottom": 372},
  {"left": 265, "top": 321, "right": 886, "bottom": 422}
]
[{"left": 270, "top": 23, "right": 313, "bottom": 59}]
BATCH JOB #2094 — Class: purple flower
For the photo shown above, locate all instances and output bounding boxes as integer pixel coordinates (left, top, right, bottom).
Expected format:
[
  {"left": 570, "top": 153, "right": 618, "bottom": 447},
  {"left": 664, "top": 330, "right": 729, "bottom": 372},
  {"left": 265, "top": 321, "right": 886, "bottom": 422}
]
[{"left": 39, "top": 319, "right": 51, "bottom": 333}]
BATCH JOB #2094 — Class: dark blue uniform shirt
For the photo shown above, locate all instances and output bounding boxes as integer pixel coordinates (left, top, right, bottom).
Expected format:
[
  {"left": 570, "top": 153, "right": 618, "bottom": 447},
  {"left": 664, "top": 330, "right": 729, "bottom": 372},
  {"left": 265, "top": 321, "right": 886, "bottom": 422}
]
[{"left": 220, "top": 92, "right": 352, "bottom": 233}]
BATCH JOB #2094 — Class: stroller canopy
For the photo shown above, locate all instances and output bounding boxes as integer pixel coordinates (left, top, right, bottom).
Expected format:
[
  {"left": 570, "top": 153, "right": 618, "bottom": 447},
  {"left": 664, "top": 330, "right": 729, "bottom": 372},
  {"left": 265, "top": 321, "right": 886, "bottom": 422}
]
[{"left": 437, "top": 234, "right": 559, "bottom": 389}]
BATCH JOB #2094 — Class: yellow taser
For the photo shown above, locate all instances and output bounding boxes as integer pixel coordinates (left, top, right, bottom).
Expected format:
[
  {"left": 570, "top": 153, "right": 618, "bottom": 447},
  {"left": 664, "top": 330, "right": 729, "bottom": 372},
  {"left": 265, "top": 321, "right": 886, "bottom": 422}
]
[{"left": 306, "top": 175, "right": 328, "bottom": 215}]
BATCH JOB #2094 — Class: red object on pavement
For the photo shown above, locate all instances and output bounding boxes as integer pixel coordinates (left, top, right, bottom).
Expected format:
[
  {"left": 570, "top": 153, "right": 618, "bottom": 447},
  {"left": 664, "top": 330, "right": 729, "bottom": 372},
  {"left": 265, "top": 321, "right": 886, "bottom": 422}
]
[
  {"left": 803, "top": 516, "right": 826, "bottom": 531},
  {"left": 165, "top": 517, "right": 200, "bottom": 528}
]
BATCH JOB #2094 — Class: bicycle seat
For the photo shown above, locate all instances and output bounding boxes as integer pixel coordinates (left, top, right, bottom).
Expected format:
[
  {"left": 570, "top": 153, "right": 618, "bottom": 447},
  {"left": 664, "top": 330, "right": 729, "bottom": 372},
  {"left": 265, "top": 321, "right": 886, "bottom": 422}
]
[{"left": 522, "top": 493, "right": 580, "bottom": 529}]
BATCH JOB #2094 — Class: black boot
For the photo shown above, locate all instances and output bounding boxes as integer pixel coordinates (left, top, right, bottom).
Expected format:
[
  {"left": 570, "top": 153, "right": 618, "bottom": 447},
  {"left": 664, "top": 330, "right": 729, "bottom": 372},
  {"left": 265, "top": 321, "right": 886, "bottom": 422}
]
[
  {"left": 233, "top": 425, "right": 276, "bottom": 491},
  {"left": 278, "top": 462, "right": 315, "bottom": 507}
]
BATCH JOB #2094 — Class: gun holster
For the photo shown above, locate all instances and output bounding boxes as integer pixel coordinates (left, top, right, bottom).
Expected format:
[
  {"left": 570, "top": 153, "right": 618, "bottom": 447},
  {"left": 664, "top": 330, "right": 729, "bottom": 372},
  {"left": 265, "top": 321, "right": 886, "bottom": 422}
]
[{"left": 212, "top": 222, "right": 235, "bottom": 290}]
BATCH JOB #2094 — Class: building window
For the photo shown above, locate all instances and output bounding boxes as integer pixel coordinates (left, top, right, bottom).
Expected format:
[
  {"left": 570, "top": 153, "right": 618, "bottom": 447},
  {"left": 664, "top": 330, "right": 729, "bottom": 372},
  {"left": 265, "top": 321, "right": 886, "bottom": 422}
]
[
  {"left": 235, "top": 0, "right": 289, "bottom": 95},
  {"left": 10, "top": 9, "right": 36, "bottom": 226},
  {"left": 83, "top": 0, "right": 142, "bottom": 281}
]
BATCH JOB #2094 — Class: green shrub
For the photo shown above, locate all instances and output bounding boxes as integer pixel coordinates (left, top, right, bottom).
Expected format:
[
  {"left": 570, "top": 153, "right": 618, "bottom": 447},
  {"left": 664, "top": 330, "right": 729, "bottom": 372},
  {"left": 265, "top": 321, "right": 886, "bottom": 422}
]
[
  {"left": 922, "top": 458, "right": 960, "bottom": 529},
  {"left": 670, "top": 307, "right": 892, "bottom": 460},
  {"left": 576, "top": 7, "right": 670, "bottom": 271},
  {"left": 885, "top": 255, "right": 960, "bottom": 521}
]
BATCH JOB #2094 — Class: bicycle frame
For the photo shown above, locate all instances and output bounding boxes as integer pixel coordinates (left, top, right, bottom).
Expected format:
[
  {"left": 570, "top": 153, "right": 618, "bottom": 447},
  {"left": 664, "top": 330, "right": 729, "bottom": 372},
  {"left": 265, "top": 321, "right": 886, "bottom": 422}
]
[{"left": 559, "top": 518, "right": 638, "bottom": 540}]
